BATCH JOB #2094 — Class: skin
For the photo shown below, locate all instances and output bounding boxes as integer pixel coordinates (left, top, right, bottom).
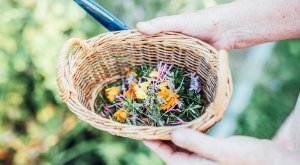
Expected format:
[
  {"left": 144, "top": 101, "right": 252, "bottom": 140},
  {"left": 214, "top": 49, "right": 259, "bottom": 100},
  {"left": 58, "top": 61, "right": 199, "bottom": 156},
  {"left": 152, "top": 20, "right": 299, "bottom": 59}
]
[
  {"left": 136, "top": 0, "right": 300, "bottom": 164},
  {"left": 143, "top": 128, "right": 300, "bottom": 165},
  {"left": 137, "top": 0, "right": 300, "bottom": 50}
]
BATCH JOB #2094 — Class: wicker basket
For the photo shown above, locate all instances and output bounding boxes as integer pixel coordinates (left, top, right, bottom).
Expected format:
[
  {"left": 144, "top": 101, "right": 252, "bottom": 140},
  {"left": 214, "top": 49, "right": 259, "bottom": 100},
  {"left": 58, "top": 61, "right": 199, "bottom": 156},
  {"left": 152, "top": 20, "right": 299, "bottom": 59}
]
[{"left": 56, "top": 30, "right": 233, "bottom": 140}]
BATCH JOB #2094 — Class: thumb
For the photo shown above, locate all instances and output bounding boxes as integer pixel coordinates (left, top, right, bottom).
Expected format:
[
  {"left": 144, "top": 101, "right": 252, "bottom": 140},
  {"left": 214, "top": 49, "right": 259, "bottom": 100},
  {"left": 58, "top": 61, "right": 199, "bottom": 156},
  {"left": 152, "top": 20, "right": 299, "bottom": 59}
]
[
  {"left": 136, "top": 15, "right": 188, "bottom": 35},
  {"left": 171, "top": 128, "right": 225, "bottom": 160}
]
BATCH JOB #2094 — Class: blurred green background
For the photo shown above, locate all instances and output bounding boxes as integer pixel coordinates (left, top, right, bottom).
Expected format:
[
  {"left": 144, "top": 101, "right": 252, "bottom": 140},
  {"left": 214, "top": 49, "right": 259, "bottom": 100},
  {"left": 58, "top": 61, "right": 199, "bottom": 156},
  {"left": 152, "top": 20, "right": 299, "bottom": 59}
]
[{"left": 0, "top": 0, "right": 299, "bottom": 164}]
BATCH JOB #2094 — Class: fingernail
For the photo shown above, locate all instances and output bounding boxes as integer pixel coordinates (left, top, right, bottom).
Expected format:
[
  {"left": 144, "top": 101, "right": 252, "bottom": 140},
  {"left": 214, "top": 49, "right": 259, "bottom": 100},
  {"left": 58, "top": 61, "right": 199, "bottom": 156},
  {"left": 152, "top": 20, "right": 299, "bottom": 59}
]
[{"left": 172, "top": 128, "right": 187, "bottom": 143}]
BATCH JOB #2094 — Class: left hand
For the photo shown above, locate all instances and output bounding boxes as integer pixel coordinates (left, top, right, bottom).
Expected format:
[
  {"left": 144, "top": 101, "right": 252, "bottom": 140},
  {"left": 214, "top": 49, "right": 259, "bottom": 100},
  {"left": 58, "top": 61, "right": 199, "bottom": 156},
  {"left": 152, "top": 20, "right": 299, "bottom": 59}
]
[{"left": 143, "top": 128, "right": 300, "bottom": 165}]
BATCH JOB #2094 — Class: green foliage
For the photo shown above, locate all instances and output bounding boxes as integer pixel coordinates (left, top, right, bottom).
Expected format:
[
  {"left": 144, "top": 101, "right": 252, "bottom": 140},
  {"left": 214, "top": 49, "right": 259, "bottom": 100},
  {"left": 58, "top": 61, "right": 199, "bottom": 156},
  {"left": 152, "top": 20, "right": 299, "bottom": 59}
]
[{"left": 235, "top": 38, "right": 300, "bottom": 139}]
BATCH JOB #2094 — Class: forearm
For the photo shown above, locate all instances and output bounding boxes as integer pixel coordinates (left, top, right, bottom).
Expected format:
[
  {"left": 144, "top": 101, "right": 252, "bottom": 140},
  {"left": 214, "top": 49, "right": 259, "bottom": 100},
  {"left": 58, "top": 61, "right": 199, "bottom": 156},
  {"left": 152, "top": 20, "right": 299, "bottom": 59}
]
[{"left": 213, "top": 0, "right": 300, "bottom": 49}]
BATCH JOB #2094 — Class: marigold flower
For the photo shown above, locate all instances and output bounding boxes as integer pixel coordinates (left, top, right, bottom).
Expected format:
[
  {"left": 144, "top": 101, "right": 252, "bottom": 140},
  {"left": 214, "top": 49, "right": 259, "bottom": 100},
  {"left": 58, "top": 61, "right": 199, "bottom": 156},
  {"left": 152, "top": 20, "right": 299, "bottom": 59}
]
[
  {"left": 126, "top": 69, "right": 137, "bottom": 77},
  {"left": 158, "top": 86, "right": 171, "bottom": 100},
  {"left": 114, "top": 109, "right": 128, "bottom": 122},
  {"left": 105, "top": 86, "right": 120, "bottom": 102},
  {"left": 158, "top": 82, "right": 180, "bottom": 110},
  {"left": 125, "top": 82, "right": 137, "bottom": 100},
  {"left": 161, "top": 93, "right": 180, "bottom": 110},
  {"left": 149, "top": 69, "right": 160, "bottom": 78}
]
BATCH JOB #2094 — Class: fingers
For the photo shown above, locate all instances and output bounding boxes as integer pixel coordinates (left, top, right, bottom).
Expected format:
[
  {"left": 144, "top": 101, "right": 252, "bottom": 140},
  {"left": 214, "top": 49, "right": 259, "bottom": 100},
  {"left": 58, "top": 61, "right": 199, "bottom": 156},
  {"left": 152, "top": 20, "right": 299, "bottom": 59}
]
[
  {"left": 171, "top": 128, "right": 224, "bottom": 160},
  {"left": 143, "top": 140, "right": 173, "bottom": 162},
  {"left": 189, "top": 154, "right": 220, "bottom": 165},
  {"left": 137, "top": 14, "right": 188, "bottom": 35}
]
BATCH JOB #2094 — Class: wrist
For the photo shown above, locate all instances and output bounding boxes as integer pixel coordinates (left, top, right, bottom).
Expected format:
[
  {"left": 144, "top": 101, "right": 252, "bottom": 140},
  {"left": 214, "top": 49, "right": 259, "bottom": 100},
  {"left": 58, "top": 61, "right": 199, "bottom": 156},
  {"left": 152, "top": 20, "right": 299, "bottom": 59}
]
[{"left": 212, "top": 0, "right": 300, "bottom": 49}]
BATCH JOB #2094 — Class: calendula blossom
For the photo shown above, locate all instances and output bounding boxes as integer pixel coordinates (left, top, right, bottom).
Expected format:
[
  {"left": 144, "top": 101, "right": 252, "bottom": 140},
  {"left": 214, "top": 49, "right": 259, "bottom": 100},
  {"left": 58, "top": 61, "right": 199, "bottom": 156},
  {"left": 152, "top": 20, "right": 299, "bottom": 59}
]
[
  {"left": 161, "top": 93, "right": 180, "bottom": 110},
  {"left": 158, "top": 88, "right": 171, "bottom": 100},
  {"left": 125, "top": 82, "right": 137, "bottom": 99},
  {"left": 105, "top": 86, "right": 120, "bottom": 102},
  {"left": 114, "top": 109, "right": 128, "bottom": 122},
  {"left": 158, "top": 81, "right": 180, "bottom": 110},
  {"left": 126, "top": 69, "right": 138, "bottom": 77}
]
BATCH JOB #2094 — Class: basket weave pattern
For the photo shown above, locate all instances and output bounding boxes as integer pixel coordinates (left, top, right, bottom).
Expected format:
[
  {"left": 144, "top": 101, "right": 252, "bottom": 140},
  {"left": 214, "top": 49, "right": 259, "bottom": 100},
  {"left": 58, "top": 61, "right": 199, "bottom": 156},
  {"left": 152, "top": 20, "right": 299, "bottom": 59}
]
[{"left": 56, "top": 30, "right": 233, "bottom": 140}]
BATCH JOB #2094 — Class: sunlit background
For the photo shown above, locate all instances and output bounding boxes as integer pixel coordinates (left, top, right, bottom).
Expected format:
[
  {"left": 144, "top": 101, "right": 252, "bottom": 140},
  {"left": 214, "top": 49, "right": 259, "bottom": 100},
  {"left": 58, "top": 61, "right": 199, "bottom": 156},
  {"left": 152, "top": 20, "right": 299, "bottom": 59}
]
[{"left": 0, "top": 0, "right": 299, "bottom": 164}]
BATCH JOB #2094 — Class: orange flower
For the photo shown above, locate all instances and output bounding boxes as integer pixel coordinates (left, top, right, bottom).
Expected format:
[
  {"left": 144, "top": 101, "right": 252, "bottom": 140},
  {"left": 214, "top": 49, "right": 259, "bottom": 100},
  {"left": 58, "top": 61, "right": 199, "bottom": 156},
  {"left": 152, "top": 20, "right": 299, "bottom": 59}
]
[
  {"left": 158, "top": 82, "right": 170, "bottom": 100},
  {"left": 105, "top": 86, "right": 120, "bottom": 102},
  {"left": 126, "top": 69, "right": 137, "bottom": 77},
  {"left": 125, "top": 82, "right": 137, "bottom": 99},
  {"left": 161, "top": 93, "right": 180, "bottom": 110},
  {"left": 114, "top": 109, "right": 128, "bottom": 122},
  {"left": 158, "top": 82, "right": 180, "bottom": 110},
  {"left": 158, "top": 88, "right": 171, "bottom": 100}
]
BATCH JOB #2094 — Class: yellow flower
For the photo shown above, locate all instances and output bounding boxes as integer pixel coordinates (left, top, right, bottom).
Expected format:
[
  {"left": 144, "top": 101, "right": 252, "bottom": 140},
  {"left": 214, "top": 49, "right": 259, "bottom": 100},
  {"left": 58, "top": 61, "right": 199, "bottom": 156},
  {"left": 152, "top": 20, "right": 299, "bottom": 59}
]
[
  {"left": 139, "top": 81, "right": 150, "bottom": 92},
  {"left": 134, "top": 85, "right": 147, "bottom": 99},
  {"left": 114, "top": 109, "right": 128, "bottom": 123},
  {"left": 159, "top": 81, "right": 168, "bottom": 91},
  {"left": 142, "top": 117, "right": 150, "bottom": 123},
  {"left": 105, "top": 86, "right": 120, "bottom": 102},
  {"left": 149, "top": 69, "right": 160, "bottom": 78},
  {"left": 158, "top": 88, "right": 171, "bottom": 100},
  {"left": 146, "top": 106, "right": 150, "bottom": 111},
  {"left": 126, "top": 69, "right": 137, "bottom": 77}
]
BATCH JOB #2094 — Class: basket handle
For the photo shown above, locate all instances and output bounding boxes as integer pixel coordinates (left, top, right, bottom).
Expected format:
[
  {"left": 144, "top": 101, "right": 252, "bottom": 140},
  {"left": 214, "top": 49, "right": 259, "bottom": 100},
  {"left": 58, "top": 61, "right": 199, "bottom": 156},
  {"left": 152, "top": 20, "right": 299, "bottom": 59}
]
[
  {"left": 213, "top": 50, "right": 232, "bottom": 120},
  {"left": 56, "top": 38, "right": 89, "bottom": 102}
]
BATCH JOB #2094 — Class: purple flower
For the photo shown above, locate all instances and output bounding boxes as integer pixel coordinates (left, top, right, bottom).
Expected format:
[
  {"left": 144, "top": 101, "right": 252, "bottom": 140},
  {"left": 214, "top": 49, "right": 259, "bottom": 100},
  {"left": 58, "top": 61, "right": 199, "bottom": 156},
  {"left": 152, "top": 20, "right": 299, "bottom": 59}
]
[
  {"left": 126, "top": 73, "right": 137, "bottom": 86},
  {"left": 189, "top": 73, "right": 201, "bottom": 93},
  {"left": 157, "top": 62, "right": 173, "bottom": 81},
  {"left": 103, "top": 105, "right": 113, "bottom": 115}
]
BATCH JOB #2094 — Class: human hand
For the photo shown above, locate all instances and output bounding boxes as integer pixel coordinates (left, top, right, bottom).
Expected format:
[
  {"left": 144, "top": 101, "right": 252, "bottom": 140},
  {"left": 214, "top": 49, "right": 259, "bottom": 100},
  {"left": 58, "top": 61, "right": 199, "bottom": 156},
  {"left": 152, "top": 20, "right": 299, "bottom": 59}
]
[
  {"left": 137, "top": 0, "right": 300, "bottom": 50},
  {"left": 143, "top": 128, "right": 300, "bottom": 165}
]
